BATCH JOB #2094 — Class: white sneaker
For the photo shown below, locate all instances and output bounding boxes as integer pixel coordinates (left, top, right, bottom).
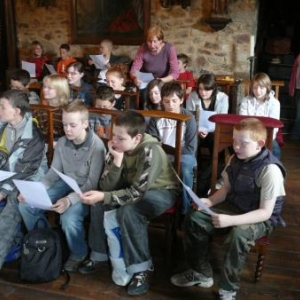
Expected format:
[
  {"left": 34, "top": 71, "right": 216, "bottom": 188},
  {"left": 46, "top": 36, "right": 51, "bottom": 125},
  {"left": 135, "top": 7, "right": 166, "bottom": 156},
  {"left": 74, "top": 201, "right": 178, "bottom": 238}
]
[
  {"left": 218, "top": 288, "right": 237, "bottom": 300},
  {"left": 171, "top": 269, "right": 214, "bottom": 288}
]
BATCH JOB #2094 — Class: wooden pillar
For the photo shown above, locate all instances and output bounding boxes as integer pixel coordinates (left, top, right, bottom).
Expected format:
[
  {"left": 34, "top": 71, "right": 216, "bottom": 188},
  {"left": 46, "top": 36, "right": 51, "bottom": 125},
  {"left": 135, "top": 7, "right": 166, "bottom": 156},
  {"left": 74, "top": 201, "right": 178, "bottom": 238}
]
[{"left": 5, "top": 0, "right": 19, "bottom": 89}]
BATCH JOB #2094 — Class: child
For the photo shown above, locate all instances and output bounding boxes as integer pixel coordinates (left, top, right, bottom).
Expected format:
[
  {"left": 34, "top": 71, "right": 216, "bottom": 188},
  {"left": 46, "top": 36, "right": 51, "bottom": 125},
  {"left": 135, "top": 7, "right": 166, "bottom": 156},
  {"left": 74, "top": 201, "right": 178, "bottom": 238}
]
[
  {"left": 177, "top": 53, "right": 195, "bottom": 100},
  {"left": 88, "top": 39, "right": 131, "bottom": 84},
  {"left": 239, "top": 72, "right": 281, "bottom": 159},
  {"left": 187, "top": 72, "right": 229, "bottom": 154},
  {"left": 146, "top": 79, "right": 164, "bottom": 111},
  {"left": 89, "top": 85, "right": 117, "bottom": 139},
  {"left": 148, "top": 81, "right": 197, "bottom": 216},
  {"left": 171, "top": 118, "right": 286, "bottom": 300},
  {"left": 28, "top": 40, "right": 50, "bottom": 81},
  {"left": 10, "top": 69, "right": 40, "bottom": 104},
  {"left": 0, "top": 90, "right": 46, "bottom": 271},
  {"left": 19, "top": 100, "right": 106, "bottom": 272},
  {"left": 56, "top": 43, "right": 77, "bottom": 76},
  {"left": 79, "top": 110, "right": 179, "bottom": 296},
  {"left": 106, "top": 66, "right": 135, "bottom": 110},
  {"left": 67, "top": 61, "right": 94, "bottom": 107}
]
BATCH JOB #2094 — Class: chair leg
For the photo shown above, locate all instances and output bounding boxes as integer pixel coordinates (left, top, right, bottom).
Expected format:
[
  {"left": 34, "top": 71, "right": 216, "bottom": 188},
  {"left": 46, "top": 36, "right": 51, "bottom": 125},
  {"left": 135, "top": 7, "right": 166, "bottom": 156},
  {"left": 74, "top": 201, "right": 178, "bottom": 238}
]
[
  {"left": 164, "top": 213, "right": 178, "bottom": 267},
  {"left": 254, "top": 237, "right": 270, "bottom": 283}
]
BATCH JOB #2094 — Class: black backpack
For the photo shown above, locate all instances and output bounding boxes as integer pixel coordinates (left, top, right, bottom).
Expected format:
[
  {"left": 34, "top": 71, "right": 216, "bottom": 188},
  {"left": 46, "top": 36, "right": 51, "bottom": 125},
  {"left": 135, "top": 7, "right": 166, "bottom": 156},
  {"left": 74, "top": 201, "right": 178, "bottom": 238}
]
[{"left": 19, "top": 227, "right": 70, "bottom": 289}]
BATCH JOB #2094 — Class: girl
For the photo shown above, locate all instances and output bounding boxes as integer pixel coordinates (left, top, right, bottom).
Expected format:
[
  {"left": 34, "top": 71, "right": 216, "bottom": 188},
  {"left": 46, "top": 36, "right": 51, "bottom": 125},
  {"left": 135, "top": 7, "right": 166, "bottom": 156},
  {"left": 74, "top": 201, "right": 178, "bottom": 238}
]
[
  {"left": 106, "top": 66, "right": 135, "bottom": 110},
  {"left": 239, "top": 72, "right": 281, "bottom": 159},
  {"left": 67, "top": 61, "right": 94, "bottom": 107},
  {"left": 146, "top": 79, "right": 164, "bottom": 110}
]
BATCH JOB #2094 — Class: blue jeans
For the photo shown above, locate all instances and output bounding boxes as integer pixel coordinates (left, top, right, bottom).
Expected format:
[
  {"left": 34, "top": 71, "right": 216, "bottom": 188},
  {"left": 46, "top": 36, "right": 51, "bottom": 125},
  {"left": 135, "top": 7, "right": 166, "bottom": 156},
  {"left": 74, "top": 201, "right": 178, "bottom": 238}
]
[
  {"left": 116, "top": 189, "right": 178, "bottom": 275},
  {"left": 180, "top": 154, "right": 197, "bottom": 214},
  {"left": 19, "top": 180, "right": 89, "bottom": 260}
]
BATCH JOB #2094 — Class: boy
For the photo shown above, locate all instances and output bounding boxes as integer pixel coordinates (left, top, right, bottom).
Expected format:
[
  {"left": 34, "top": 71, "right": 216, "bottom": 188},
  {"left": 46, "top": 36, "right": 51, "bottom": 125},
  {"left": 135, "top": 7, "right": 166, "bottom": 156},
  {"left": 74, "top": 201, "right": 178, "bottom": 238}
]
[
  {"left": 171, "top": 118, "right": 286, "bottom": 300},
  {"left": 148, "top": 81, "right": 197, "bottom": 216},
  {"left": 177, "top": 53, "right": 195, "bottom": 100},
  {"left": 19, "top": 100, "right": 106, "bottom": 272},
  {"left": 89, "top": 85, "right": 117, "bottom": 139},
  {"left": 79, "top": 110, "right": 179, "bottom": 296},
  {"left": 0, "top": 90, "right": 45, "bottom": 271},
  {"left": 10, "top": 69, "right": 40, "bottom": 104},
  {"left": 56, "top": 43, "right": 77, "bottom": 76}
]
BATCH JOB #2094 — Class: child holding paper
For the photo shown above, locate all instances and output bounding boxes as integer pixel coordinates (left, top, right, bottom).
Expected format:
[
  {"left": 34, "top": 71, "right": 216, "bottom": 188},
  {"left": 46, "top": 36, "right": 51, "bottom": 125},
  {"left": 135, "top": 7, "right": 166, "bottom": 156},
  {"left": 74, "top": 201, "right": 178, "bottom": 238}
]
[
  {"left": 19, "top": 100, "right": 106, "bottom": 272},
  {"left": 0, "top": 90, "right": 45, "bottom": 271},
  {"left": 171, "top": 118, "right": 286, "bottom": 300}
]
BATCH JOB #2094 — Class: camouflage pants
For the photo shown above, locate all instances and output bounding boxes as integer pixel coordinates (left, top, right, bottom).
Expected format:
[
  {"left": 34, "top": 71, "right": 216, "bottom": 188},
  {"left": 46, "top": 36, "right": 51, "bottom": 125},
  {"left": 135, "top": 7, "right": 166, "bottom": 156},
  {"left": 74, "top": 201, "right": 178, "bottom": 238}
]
[
  {"left": 0, "top": 190, "right": 22, "bottom": 269},
  {"left": 184, "top": 202, "right": 273, "bottom": 291}
]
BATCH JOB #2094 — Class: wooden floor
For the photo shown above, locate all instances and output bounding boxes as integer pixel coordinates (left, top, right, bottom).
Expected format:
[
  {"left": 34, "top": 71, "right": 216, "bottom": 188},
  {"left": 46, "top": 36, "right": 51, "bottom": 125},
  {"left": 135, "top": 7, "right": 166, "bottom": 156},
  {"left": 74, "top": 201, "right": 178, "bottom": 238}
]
[{"left": 1, "top": 140, "right": 300, "bottom": 300}]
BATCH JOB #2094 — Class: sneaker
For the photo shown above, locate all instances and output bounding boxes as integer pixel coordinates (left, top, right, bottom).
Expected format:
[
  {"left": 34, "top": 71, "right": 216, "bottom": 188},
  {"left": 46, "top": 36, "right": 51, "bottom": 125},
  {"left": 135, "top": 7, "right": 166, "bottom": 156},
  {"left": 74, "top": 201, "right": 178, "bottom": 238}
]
[
  {"left": 127, "top": 268, "right": 154, "bottom": 296},
  {"left": 78, "top": 259, "right": 108, "bottom": 275},
  {"left": 218, "top": 288, "right": 237, "bottom": 300},
  {"left": 171, "top": 269, "right": 214, "bottom": 288},
  {"left": 63, "top": 257, "right": 85, "bottom": 272}
]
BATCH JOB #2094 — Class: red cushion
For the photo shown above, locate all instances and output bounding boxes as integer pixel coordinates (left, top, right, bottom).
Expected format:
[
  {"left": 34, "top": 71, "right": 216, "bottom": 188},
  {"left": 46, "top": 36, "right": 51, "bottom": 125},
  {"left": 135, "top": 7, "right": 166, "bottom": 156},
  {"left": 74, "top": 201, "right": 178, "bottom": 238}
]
[{"left": 209, "top": 114, "right": 283, "bottom": 129}]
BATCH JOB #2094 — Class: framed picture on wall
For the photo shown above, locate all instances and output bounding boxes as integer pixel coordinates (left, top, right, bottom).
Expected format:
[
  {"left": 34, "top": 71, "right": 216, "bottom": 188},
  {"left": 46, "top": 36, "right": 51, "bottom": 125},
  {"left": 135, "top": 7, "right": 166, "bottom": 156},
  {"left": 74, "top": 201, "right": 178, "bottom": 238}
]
[{"left": 70, "top": 0, "right": 150, "bottom": 45}]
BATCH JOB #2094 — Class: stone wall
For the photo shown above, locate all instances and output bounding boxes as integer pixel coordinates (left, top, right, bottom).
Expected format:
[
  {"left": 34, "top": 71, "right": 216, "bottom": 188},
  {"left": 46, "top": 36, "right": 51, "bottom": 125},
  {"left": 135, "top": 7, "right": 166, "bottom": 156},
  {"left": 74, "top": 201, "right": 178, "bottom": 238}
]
[{"left": 15, "top": 0, "right": 258, "bottom": 79}]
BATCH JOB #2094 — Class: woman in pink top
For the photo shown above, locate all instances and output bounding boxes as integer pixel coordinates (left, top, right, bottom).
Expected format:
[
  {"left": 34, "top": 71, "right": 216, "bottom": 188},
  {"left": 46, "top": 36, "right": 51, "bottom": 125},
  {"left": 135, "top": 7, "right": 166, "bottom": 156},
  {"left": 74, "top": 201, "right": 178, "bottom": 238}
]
[{"left": 130, "top": 25, "right": 179, "bottom": 108}]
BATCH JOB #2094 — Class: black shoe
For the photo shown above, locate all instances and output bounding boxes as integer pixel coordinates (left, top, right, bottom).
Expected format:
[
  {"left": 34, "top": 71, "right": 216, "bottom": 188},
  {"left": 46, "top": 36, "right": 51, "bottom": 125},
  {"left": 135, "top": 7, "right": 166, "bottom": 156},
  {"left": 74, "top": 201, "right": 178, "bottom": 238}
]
[
  {"left": 63, "top": 257, "right": 85, "bottom": 272},
  {"left": 127, "top": 268, "right": 154, "bottom": 296},
  {"left": 78, "top": 259, "right": 108, "bottom": 275}
]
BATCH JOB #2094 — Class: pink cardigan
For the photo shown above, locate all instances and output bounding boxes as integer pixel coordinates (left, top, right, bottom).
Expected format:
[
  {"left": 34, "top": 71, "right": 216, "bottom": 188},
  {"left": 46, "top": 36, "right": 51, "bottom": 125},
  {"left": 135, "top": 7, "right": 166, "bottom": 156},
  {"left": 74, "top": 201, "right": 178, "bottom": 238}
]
[{"left": 289, "top": 53, "right": 300, "bottom": 97}]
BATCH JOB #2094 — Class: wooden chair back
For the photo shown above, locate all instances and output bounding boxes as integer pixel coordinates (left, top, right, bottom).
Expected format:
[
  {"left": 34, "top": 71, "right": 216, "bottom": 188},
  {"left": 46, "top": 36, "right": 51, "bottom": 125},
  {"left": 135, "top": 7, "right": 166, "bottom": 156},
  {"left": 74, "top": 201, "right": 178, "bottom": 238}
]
[
  {"left": 30, "top": 104, "right": 60, "bottom": 166},
  {"left": 208, "top": 114, "right": 283, "bottom": 194},
  {"left": 114, "top": 88, "right": 140, "bottom": 110}
]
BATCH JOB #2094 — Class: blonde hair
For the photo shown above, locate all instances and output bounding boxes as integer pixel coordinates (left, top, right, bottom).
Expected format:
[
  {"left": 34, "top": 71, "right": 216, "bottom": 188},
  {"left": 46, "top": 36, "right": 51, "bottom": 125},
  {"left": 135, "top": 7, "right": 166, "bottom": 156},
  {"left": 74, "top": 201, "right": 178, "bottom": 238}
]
[
  {"left": 249, "top": 72, "right": 272, "bottom": 100},
  {"left": 234, "top": 118, "right": 267, "bottom": 142},
  {"left": 43, "top": 75, "right": 70, "bottom": 106},
  {"left": 62, "top": 99, "right": 88, "bottom": 121},
  {"left": 146, "top": 25, "right": 164, "bottom": 41}
]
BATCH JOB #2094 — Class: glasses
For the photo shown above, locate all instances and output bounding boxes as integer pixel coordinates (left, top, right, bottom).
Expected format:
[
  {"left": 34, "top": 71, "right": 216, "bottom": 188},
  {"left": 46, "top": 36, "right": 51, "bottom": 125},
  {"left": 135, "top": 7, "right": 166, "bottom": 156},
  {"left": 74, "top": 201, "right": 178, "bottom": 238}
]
[{"left": 67, "top": 72, "right": 80, "bottom": 76}]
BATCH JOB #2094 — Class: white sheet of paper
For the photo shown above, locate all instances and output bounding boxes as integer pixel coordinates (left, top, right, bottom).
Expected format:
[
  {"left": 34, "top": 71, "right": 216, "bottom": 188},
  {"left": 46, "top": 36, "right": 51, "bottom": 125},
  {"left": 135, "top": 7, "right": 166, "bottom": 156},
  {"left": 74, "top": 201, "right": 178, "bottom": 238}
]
[
  {"left": 0, "top": 170, "right": 16, "bottom": 181},
  {"left": 21, "top": 61, "right": 36, "bottom": 78},
  {"left": 199, "top": 110, "right": 217, "bottom": 132},
  {"left": 136, "top": 71, "right": 155, "bottom": 89},
  {"left": 51, "top": 167, "right": 82, "bottom": 194},
  {"left": 175, "top": 172, "right": 214, "bottom": 215},
  {"left": 45, "top": 63, "right": 57, "bottom": 75},
  {"left": 90, "top": 55, "right": 107, "bottom": 70},
  {"left": 13, "top": 179, "right": 52, "bottom": 210}
]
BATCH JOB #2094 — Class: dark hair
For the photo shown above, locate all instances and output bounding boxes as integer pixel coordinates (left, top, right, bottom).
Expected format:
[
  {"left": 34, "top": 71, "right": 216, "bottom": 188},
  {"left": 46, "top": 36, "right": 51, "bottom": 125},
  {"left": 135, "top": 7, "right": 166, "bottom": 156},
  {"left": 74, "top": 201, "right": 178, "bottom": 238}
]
[
  {"left": 0, "top": 90, "right": 30, "bottom": 116},
  {"left": 114, "top": 110, "right": 146, "bottom": 137},
  {"left": 10, "top": 69, "right": 31, "bottom": 86},
  {"left": 60, "top": 43, "right": 71, "bottom": 51},
  {"left": 177, "top": 53, "right": 189, "bottom": 65},
  {"left": 146, "top": 79, "right": 164, "bottom": 110},
  {"left": 95, "top": 85, "right": 115, "bottom": 102},
  {"left": 67, "top": 61, "right": 85, "bottom": 73},
  {"left": 161, "top": 81, "right": 184, "bottom": 100},
  {"left": 196, "top": 73, "right": 218, "bottom": 100}
]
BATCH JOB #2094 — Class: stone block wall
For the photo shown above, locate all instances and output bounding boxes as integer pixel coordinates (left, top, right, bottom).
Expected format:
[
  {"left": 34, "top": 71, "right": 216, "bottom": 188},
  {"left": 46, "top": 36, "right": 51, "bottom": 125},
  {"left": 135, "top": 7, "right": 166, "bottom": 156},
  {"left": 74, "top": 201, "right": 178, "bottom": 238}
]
[{"left": 15, "top": 0, "right": 258, "bottom": 79}]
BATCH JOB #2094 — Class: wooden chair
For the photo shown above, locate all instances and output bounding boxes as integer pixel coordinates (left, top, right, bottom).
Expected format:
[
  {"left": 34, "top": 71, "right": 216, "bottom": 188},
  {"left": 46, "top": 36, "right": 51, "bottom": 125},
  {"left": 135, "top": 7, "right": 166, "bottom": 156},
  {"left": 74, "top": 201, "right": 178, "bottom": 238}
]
[
  {"left": 30, "top": 104, "right": 60, "bottom": 166},
  {"left": 114, "top": 88, "right": 140, "bottom": 110},
  {"left": 208, "top": 113, "right": 283, "bottom": 282}
]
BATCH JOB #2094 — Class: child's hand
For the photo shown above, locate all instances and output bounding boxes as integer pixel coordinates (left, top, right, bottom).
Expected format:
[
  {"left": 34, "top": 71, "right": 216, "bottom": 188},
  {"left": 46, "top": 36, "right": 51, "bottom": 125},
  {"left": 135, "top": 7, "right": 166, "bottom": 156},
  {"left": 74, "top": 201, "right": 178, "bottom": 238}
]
[
  {"left": 211, "top": 213, "right": 232, "bottom": 228},
  {"left": 199, "top": 131, "right": 208, "bottom": 139},
  {"left": 108, "top": 140, "right": 124, "bottom": 166},
  {"left": 17, "top": 194, "right": 26, "bottom": 203},
  {"left": 79, "top": 191, "right": 104, "bottom": 205},
  {"left": 51, "top": 197, "right": 70, "bottom": 214}
]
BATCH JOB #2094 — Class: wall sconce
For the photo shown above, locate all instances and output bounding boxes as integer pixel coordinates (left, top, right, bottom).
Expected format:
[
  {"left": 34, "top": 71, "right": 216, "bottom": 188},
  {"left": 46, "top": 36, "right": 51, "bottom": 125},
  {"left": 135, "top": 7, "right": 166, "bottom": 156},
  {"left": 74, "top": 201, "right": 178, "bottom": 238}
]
[
  {"left": 160, "top": 0, "right": 191, "bottom": 9},
  {"left": 204, "top": 0, "right": 232, "bottom": 31}
]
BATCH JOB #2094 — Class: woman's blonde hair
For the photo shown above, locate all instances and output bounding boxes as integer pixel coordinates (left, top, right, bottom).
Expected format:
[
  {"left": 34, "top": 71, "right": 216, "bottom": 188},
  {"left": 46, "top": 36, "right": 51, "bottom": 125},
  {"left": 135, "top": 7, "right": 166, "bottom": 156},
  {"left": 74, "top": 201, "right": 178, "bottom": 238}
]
[
  {"left": 249, "top": 72, "right": 272, "bottom": 100},
  {"left": 43, "top": 75, "right": 70, "bottom": 106}
]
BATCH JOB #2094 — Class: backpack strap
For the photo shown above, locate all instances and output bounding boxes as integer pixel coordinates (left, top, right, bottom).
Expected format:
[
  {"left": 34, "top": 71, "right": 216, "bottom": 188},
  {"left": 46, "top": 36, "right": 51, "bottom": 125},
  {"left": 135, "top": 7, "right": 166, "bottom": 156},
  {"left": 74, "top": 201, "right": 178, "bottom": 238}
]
[{"left": 60, "top": 269, "right": 70, "bottom": 290}]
